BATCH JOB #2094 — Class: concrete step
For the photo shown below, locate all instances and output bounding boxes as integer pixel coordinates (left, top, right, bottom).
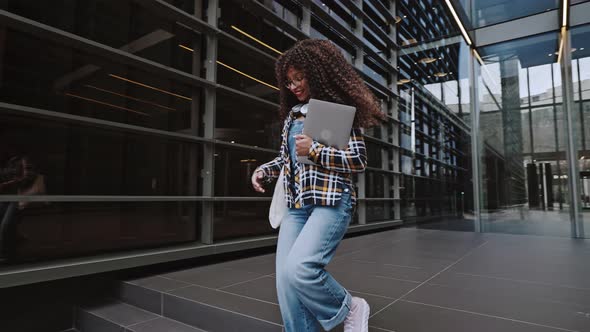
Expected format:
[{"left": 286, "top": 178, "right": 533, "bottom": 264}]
[
  {"left": 114, "top": 275, "right": 283, "bottom": 332},
  {"left": 76, "top": 298, "right": 208, "bottom": 332}
]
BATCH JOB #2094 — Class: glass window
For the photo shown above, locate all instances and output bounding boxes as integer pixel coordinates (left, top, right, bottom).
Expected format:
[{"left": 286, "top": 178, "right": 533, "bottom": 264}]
[
  {"left": 0, "top": 28, "right": 199, "bottom": 133},
  {"left": 214, "top": 145, "right": 277, "bottom": 197},
  {"left": 219, "top": 0, "right": 297, "bottom": 58},
  {"left": 478, "top": 31, "right": 571, "bottom": 237},
  {"left": 531, "top": 106, "right": 558, "bottom": 153},
  {"left": 367, "top": 201, "right": 394, "bottom": 222},
  {"left": 572, "top": 24, "right": 590, "bottom": 238},
  {"left": 214, "top": 201, "right": 275, "bottom": 241},
  {"left": 16, "top": 201, "right": 198, "bottom": 260},
  {"left": 216, "top": 92, "right": 282, "bottom": 150},
  {"left": 0, "top": 0, "right": 205, "bottom": 77},
  {"left": 1, "top": 113, "right": 203, "bottom": 196},
  {"left": 217, "top": 37, "right": 278, "bottom": 103},
  {"left": 463, "top": 0, "right": 559, "bottom": 28},
  {"left": 366, "top": 142, "right": 383, "bottom": 168}
]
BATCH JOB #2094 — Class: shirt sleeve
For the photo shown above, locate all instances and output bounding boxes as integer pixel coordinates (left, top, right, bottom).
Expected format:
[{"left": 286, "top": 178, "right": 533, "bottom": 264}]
[
  {"left": 256, "top": 116, "right": 292, "bottom": 182},
  {"left": 256, "top": 155, "right": 284, "bottom": 182},
  {"left": 307, "top": 127, "right": 367, "bottom": 173}
]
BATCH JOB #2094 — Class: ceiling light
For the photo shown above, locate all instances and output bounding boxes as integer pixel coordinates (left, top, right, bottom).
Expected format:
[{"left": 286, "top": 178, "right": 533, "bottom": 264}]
[
  {"left": 581, "top": 48, "right": 585, "bottom": 50},
  {"left": 397, "top": 78, "right": 411, "bottom": 85},
  {"left": 216, "top": 61, "right": 279, "bottom": 90},
  {"left": 434, "top": 72, "right": 448, "bottom": 78},
  {"left": 84, "top": 85, "right": 177, "bottom": 112},
  {"left": 558, "top": 27, "right": 566, "bottom": 63},
  {"left": 231, "top": 25, "right": 283, "bottom": 55},
  {"left": 109, "top": 74, "right": 192, "bottom": 101},
  {"left": 571, "top": 48, "right": 577, "bottom": 52},
  {"left": 178, "top": 44, "right": 278, "bottom": 90},
  {"left": 179, "top": 44, "right": 194, "bottom": 52},
  {"left": 562, "top": 0, "right": 569, "bottom": 27},
  {"left": 548, "top": 53, "right": 553, "bottom": 56},
  {"left": 473, "top": 49, "right": 484, "bottom": 65},
  {"left": 445, "top": 0, "right": 472, "bottom": 46},
  {"left": 419, "top": 57, "right": 438, "bottom": 64},
  {"left": 403, "top": 38, "right": 418, "bottom": 46},
  {"left": 65, "top": 93, "right": 150, "bottom": 116}
]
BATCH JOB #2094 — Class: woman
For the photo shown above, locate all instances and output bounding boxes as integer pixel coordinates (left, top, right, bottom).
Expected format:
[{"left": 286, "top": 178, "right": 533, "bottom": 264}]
[
  {"left": 0, "top": 154, "right": 37, "bottom": 259},
  {"left": 251, "top": 39, "right": 385, "bottom": 332}
]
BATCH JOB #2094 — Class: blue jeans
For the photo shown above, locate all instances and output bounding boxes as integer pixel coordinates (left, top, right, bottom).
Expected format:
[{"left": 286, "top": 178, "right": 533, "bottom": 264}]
[{"left": 276, "top": 188, "right": 353, "bottom": 331}]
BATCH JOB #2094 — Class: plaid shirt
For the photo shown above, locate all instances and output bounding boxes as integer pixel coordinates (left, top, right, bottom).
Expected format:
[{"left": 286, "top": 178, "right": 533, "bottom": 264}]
[{"left": 257, "top": 112, "right": 367, "bottom": 208}]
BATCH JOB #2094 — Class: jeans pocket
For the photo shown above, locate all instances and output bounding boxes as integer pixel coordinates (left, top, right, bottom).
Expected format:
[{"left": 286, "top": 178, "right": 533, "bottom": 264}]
[{"left": 339, "top": 186, "right": 353, "bottom": 212}]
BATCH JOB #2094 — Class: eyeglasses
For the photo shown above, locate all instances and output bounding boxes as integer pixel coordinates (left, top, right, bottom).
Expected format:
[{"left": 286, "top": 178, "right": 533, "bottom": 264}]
[{"left": 285, "top": 74, "right": 305, "bottom": 89}]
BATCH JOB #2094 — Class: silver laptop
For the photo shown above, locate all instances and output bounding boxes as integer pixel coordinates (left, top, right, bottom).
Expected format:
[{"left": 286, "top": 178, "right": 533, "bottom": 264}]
[{"left": 297, "top": 98, "right": 356, "bottom": 164}]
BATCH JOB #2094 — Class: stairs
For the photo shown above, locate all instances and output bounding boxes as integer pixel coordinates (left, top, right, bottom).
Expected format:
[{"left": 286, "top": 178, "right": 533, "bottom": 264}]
[
  {"left": 74, "top": 254, "right": 284, "bottom": 332},
  {"left": 71, "top": 231, "right": 394, "bottom": 332}
]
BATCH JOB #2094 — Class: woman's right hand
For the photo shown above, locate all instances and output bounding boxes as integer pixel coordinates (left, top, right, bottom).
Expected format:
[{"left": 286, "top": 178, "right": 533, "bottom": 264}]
[{"left": 251, "top": 170, "right": 266, "bottom": 193}]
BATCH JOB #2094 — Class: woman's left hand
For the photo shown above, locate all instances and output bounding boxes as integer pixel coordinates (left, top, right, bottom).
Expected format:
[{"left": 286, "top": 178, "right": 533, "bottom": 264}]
[{"left": 294, "top": 134, "right": 313, "bottom": 157}]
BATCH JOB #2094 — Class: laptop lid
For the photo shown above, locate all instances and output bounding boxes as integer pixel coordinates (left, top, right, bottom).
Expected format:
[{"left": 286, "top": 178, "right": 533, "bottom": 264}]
[{"left": 297, "top": 98, "right": 356, "bottom": 164}]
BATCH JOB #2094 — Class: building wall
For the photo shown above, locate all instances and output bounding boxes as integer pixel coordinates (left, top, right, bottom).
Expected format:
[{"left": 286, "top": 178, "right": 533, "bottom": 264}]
[{"left": 0, "top": 0, "right": 469, "bottom": 267}]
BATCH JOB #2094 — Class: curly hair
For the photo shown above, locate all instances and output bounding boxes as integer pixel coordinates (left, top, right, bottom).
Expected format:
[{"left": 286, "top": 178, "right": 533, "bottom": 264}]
[{"left": 275, "top": 39, "right": 386, "bottom": 128}]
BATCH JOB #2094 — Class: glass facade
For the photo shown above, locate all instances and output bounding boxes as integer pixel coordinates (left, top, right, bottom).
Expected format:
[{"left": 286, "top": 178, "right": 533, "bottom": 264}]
[
  {"left": 0, "top": 0, "right": 412, "bottom": 267},
  {"left": 0, "top": 0, "right": 589, "bottom": 280},
  {"left": 477, "top": 33, "right": 571, "bottom": 237},
  {"left": 458, "top": 0, "right": 590, "bottom": 239},
  {"left": 571, "top": 23, "right": 590, "bottom": 236},
  {"left": 397, "top": 1, "right": 472, "bottom": 223}
]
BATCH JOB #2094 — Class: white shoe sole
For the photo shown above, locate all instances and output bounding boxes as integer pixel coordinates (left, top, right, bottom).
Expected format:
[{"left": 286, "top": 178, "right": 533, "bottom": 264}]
[{"left": 360, "top": 299, "right": 370, "bottom": 332}]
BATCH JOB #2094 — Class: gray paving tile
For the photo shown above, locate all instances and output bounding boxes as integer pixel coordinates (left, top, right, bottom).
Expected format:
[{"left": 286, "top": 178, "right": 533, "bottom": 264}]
[
  {"left": 126, "top": 317, "right": 207, "bottom": 332},
  {"left": 450, "top": 249, "right": 590, "bottom": 289},
  {"left": 349, "top": 247, "right": 453, "bottom": 270},
  {"left": 80, "top": 299, "right": 158, "bottom": 327},
  {"left": 328, "top": 258, "right": 439, "bottom": 283},
  {"left": 167, "top": 285, "right": 282, "bottom": 324},
  {"left": 164, "top": 291, "right": 282, "bottom": 332},
  {"left": 221, "top": 276, "right": 278, "bottom": 304},
  {"left": 334, "top": 272, "right": 419, "bottom": 299},
  {"left": 430, "top": 270, "right": 590, "bottom": 307},
  {"left": 212, "top": 254, "right": 276, "bottom": 275},
  {"left": 349, "top": 292, "right": 396, "bottom": 315},
  {"left": 370, "top": 300, "right": 568, "bottom": 332},
  {"left": 404, "top": 283, "right": 590, "bottom": 331},
  {"left": 162, "top": 266, "right": 266, "bottom": 289}
]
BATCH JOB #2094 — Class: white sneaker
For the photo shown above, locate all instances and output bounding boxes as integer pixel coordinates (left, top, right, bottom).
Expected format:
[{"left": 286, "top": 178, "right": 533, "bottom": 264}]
[{"left": 343, "top": 296, "right": 370, "bottom": 332}]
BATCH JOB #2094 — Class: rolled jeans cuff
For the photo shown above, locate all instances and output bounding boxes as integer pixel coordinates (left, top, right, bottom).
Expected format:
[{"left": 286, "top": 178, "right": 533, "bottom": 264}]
[{"left": 318, "top": 290, "right": 352, "bottom": 331}]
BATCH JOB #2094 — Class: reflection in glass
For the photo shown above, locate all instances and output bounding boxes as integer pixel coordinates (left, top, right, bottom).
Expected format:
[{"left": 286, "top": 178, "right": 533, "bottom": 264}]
[
  {"left": 214, "top": 146, "right": 277, "bottom": 197},
  {"left": 0, "top": 28, "right": 197, "bottom": 133},
  {"left": 458, "top": 0, "right": 558, "bottom": 28},
  {"left": 1, "top": 114, "right": 203, "bottom": 197},
  {"left": 214, "top": 201, "right": 275, "bottom": 241},
  {"left": 0, "top": 0, "right": 202, "bottom": 76},
  {"left": 572, "top": 24, "right": 590, "bottom": 238},
  {"left": 6, "top": 201, "right": 198, "bottom": 261},
  {"left": 367, "top": 201, "right": 394, "bottom": 222},
  {"left": 478, "top": 32, "right": 571, "bottom": 237},
  {"left": 216, "top": 92, "right": 282, "bottom": 150}
]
